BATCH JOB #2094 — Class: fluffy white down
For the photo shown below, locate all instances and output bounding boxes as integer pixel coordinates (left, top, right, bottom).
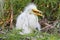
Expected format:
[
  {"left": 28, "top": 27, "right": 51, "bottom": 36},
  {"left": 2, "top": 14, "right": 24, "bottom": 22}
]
[{"left": 16, "top": 3, "right": 41, "bottom": 35}]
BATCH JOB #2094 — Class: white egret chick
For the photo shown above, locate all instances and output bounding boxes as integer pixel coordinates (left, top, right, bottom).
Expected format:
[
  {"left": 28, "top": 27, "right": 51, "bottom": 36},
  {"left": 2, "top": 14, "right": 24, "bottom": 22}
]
[{"left": 16, "top": 3, "right": 43, "bottom": 35}]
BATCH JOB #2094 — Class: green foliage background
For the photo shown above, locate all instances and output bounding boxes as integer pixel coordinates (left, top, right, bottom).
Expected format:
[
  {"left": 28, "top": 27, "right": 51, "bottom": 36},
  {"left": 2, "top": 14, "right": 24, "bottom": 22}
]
[
  {"left": 0, "top": 0, "right": 60, "bottom": 40},
  {"left": 0, "top": 0, "right": 60, "bottom": 19},
  {"left": 0, "top": 29, "right": 60, "bottom": 40},
  {"left": 0, "top": 0, "right": 60, "bottom": 26}
]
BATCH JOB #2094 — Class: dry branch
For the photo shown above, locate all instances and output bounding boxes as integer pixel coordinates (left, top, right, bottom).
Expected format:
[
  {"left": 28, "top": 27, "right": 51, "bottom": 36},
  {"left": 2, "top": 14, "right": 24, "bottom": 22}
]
[
  {"left": 10, "top": 0, "right": 13, "bottom": 29},
  {"left": 39, "top": 19, "right": 55, "bottom": 31}
]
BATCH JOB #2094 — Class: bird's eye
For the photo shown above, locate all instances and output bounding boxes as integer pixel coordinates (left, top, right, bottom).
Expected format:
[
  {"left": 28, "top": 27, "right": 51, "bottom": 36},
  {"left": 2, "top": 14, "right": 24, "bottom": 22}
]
[{"left": 32, "top": 9, "right": 40, "bottom": 13}]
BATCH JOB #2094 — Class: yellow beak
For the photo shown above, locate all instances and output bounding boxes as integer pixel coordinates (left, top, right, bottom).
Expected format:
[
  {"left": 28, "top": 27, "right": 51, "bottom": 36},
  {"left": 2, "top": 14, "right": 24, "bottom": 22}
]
[{"left": 32, "top": 9, "right": 43, "bottom": 17}]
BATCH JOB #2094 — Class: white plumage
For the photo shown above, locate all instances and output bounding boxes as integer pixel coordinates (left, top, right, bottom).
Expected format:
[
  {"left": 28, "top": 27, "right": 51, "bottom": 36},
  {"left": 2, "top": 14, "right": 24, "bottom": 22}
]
[{"left": 16, "top": 3, "right": 43, "bottom": 35}]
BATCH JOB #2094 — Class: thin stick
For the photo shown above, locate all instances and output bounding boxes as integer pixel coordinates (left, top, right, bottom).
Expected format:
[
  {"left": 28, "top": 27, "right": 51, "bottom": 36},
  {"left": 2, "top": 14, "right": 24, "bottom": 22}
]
[{"left": 10, "top": 0, "right": 13, "bottom": 29}]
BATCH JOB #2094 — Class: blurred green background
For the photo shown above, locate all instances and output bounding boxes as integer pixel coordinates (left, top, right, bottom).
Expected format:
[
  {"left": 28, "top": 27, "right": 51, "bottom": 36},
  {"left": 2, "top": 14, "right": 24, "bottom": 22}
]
[
  {"left": 0, "top": 0, "right": 60, "bottom": 40},
  {"left": 0, "top": 0, "right": 60, "bottom": 29}
]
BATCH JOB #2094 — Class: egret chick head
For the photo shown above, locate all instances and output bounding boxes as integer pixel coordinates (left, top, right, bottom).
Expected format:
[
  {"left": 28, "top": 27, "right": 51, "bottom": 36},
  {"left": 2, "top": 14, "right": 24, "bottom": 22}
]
[
  {"left": 24, "top": 3, "right": 43, "bottom": 17},
  {"left": 24, "top": 3, "right": 37, "bottom": 13}
]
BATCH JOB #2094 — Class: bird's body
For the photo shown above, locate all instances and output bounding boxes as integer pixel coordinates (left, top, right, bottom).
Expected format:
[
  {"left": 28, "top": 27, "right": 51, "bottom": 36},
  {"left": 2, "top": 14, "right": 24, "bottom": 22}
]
[
  {"left": 16, "top": 3, "right": 43, "bottom": 35},
  {"left": 16, "top": 11, "right": 41, "bottom": 34}
]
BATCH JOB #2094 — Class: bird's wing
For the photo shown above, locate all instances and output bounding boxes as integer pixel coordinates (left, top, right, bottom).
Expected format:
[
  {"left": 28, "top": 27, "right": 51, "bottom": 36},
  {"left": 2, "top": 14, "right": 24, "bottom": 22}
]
[
  {"left": 35, "top": 16, "right": 41, "bottom": 31},
  {"left": 36, "top": 22, "right": 41, "bottom": 31},
  {"left": 16, "top": 13, "right": 28, "bottom": 29},
  {"left": 16, "top": 13, "right": 32, "bottom": 34}
]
